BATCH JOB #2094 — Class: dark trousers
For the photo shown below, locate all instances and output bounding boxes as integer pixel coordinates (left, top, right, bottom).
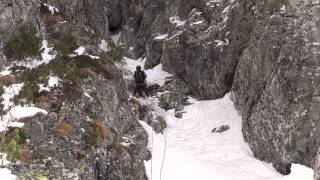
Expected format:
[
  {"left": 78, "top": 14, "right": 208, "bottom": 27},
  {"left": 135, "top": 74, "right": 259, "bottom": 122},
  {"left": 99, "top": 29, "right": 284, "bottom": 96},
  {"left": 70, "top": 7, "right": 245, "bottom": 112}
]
[{"left": 134, "top": 84, "right": 148, "bottom": 97}]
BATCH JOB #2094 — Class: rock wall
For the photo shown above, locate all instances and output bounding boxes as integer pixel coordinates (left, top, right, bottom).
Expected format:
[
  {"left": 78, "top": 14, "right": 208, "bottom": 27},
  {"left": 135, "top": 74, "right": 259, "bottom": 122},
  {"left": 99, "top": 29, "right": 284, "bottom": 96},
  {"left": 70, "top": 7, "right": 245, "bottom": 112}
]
[
  {"left": 0, "top": 0, "right": 149, "bottom": 179},
  {"left": 232, "top": 0, "right": 320, "bottom": 174},
  {"left": 1, "top": 0, "right": 320, "bottom": 178},
  {"left": 0, "top": 0, "right": 39, "bottom": 47},
  {"left": 120, "top": 0, "right": 320, "bottom": 176},
  {"left": 14, "top": 66, "right": 148, "bottom": 180}
]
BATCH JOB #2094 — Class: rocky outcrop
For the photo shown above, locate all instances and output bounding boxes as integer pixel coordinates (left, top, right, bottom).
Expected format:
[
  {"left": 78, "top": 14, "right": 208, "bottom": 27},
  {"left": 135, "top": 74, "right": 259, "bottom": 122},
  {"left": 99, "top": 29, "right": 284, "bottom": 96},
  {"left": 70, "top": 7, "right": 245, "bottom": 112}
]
[
  {"left": 0, "top": 0, "right": 149, "bottom": 179},
  {"left": 232, "top": 0, "right": 320, "bottom": 174},
  {"left": 1, "top": 0, "right": 320, "bottom": 178},
  {"left": 0, "top": 0, "right": 39, "bottom": 48},
  {"left": 120, "top": 0, "right": 320, "bottom": 176},
  {"left": 161, "top": 1, "right": 255, "bottom": 99},
  {"left": 121, "top": 0, "right": 255, "bottom": 98},
  {"left": 5, "top": 63, "right": 149, "bottom": 180},
  {"left": 46, "top": 0, "right": 123, "bottom": 40}
]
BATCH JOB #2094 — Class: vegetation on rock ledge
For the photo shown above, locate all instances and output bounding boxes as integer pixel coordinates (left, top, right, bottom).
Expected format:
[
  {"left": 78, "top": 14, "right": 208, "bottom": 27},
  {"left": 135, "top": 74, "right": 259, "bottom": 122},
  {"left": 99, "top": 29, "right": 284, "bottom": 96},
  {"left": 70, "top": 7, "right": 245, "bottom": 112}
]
[{"left": 4, "top": 24, "right": 41, "bottom": 60}]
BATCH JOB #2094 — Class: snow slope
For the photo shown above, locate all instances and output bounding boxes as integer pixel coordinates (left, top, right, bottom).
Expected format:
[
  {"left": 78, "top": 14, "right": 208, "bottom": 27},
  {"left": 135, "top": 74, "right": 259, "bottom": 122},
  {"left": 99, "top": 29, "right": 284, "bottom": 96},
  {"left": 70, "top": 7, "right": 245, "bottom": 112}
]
[
  {"left": 140, "top": 96, "right": 313, "bottom": 180},
  {"left": 0, "top": 168, "right": 16, "bottom": 180},
  {"left": 122, "top": 57, "right": 172, "bottom": 86},
  {"left": 123, "top": 58, "right": 314, "bottom": 180}
]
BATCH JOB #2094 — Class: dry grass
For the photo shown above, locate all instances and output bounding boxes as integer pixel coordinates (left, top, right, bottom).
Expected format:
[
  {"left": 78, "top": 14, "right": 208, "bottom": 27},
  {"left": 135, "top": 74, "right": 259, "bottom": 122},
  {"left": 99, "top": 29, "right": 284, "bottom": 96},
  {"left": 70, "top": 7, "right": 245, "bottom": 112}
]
[
  {"left": 108, "top": 143, "right": 124, "bottom": 160},
  {"left": 90, "top": 121, "right": 113, "bottom": 141},
  {"left": 35, "top": 95, "right": 50, "bottom": 109},
  {"left": 18, "top": 144, "right": 29, "bottom": 162},
  {"left": 86, "top": 121, "right": 113, "bottom": 147},
  {"left": 78, "top": 68, "right": 95, "bottom": 79},
  {"left": 45, "top": 15, "right": 64, "bottom": 27},
  {"left": 0, "top": 75, "right": 16, "bottom": 86},
  {"left": 77, "top": 149, "right": 87, "bottom": 159},
  {"left": 62, "top": 80, "right": 84, "bottom": 101},
  {"left": 54, "top": 122, "right": 73, "bottom": 137}
]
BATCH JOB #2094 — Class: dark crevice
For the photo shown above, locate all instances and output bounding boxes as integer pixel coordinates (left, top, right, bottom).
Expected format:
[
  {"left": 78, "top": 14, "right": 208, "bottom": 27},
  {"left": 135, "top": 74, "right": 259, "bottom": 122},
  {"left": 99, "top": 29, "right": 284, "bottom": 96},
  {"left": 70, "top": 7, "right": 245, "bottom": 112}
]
[{"left": 109, "top": 26, "right": 122, "bottom": 34}]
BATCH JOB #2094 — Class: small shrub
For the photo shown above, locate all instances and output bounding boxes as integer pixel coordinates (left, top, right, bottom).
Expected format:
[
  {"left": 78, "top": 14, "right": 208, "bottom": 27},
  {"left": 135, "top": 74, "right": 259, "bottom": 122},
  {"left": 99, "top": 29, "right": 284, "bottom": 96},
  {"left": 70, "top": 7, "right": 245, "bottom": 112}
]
[
  {"left": 271, "top": 0, "right": 283, "bottom": 12},
  {"left": 90, "top": 121, "right": 112, "bottom": 140},
  {"left": 19, "top": 64, "right": 50, "bottom": 83},
  {"left": 0, "top": 85, "right": 4, "bottom": 116},
  {"left": 18, "top": 145, "right": 30, "bottom": 162},
  {"left": 49, "top": 57, "right": 69, "bottom": 77},
  {"left": 15, "top": 81, "right": 40, "bottom": 104},
  {"left": 35, "top": 95, "right": 50, "bottom": 109},
  {"left": 34, "top": 175, "right": 48, "bottom": 180},
  {"left": 86, "top": 126, "right": 101, "bottom": 147},
  {"left": 107, "top": 143, "right": 124, "bottom": 160},
  {"left": 0, "top": 75, "right": 16, "bottom": 86},
  {"left": 85, "top": 121, "right": 112, "bottom": 147},
  {"left": 45, "top": 15, "right": 64, "bottom": 27},
  {"left": 107, "top": 47, "right": 124, "bottom": 62},
  {"left": 54, "top": 122, "right": 73, "bottom": 137},
  {"left": 0, "top": 84, "right": 4, "bottom": 96},
  {"left": 54, "top": 30, "right": 77, "bottom": 55},
  {"left": 4, "top": 129, "right": 25, "bottom": 161},
  {"left": 62, "top": 80, "right": 83, "bottom": 100},
  {"left": 73, "top": 55, "right": 114, "bottom": 79},
  {"left": 4, "top": 24, "right": 41, "bottom": 60},
  {"left": 77, "top": 149, "right": 87, "bottom": 159}
]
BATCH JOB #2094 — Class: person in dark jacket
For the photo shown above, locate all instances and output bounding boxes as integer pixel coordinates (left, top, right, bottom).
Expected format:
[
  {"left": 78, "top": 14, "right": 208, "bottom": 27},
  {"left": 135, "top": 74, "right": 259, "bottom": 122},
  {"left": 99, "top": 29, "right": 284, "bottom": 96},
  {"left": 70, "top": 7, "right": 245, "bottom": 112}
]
[{"left": 134, "top": 66, "right": 148, "bottom": 98}]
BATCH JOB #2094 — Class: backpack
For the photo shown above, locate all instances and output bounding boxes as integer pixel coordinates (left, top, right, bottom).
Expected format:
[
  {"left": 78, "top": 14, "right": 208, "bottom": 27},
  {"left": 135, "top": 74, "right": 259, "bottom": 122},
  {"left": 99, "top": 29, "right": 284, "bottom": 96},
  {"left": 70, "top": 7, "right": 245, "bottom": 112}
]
[{"left": 134, "top": 71, "right": 146, "bottom": 84}]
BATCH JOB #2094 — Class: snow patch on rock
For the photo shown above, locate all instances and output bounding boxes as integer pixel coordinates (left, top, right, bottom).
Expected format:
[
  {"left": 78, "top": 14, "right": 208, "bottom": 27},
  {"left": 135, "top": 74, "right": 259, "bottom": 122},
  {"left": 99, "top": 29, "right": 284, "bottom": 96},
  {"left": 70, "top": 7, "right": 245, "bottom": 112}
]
[
  {"left": 0, "top": 168, "right": 17, "bottom": 180},
  {"left": 169, "top": 16, "right": 186, "bottom": 27},
  {"left": 0, "top": 106, "right": 47, "bottom": 132},
  {"left": 1, "top": 83, "right": 24, "bottom": 111},
  {"left": 154, "top": 34, "right": 168, "bottom": 40}
]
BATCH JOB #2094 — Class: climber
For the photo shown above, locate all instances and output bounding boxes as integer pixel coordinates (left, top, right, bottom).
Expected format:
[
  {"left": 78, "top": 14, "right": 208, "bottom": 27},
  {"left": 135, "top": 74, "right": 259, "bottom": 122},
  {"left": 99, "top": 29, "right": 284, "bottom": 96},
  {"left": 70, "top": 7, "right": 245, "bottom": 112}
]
[{"left": 133, "top": 66, "right": 148, "bottom": 98}]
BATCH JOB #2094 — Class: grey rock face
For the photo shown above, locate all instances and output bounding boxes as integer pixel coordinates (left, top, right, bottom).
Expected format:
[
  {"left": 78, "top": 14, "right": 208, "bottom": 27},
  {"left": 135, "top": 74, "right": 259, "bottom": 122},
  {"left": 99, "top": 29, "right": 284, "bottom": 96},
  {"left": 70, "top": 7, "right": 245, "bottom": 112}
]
[
  {"left": 158, "top": 78, "right": 192, "bottom": 118},
  {"left": 122, "top": 0, "right": 255, "bottom": 98},
  {"left": 145, "top": 39, "right": 164, "bottom": 69},
  {"left": 161, "top": 1, "right": 255, "bottom": 99},
  {"left": 232, "top": 0, "right": 320, "bottom": 174},
  {"left": 13, "top": 65, "right": 148, "bottom": 180},
  {"left": 121, "top": 0, "right": 320, "bottom": 176},
  {"left": 46, "top": 0, "right": 116, "bottom": 40},
  {"left": 0, "top": 0, "right": 39, "bottom": 46}
]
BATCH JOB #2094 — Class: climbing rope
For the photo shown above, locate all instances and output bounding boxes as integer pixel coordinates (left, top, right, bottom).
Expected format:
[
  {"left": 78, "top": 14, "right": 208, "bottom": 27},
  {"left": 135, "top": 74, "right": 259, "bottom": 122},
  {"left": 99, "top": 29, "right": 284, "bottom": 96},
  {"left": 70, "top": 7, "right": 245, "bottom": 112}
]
[
  {"left": 160, "top": 130, "right": 167, "bottom": 180},
  {"left": 150, "top": 127, "right": 154, "bottom": 180}
]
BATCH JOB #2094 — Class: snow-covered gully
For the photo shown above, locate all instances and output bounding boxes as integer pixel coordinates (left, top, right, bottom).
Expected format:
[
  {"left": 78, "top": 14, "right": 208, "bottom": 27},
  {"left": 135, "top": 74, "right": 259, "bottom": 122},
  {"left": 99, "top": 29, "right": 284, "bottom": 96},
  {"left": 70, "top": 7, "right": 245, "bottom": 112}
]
[{"left": 122, "top": 58, "right": 314, "bottom": 180}]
